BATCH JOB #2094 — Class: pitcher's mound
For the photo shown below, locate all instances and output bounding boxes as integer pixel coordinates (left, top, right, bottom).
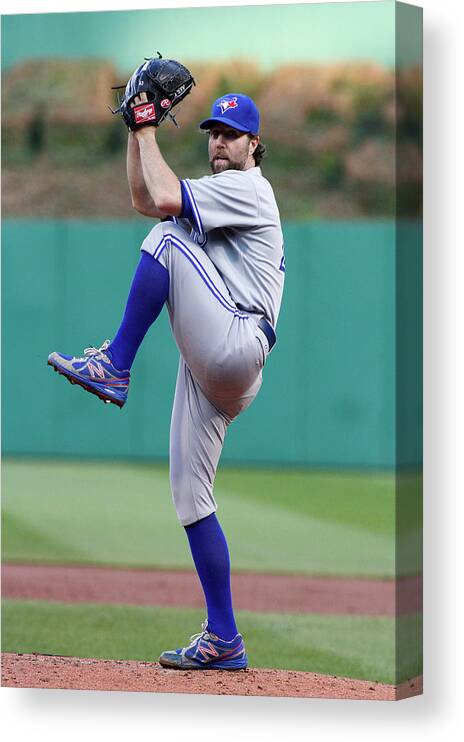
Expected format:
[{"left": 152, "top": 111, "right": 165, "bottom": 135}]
[{"left": 1, "top": 653, "right": 422, "bottom": 701}]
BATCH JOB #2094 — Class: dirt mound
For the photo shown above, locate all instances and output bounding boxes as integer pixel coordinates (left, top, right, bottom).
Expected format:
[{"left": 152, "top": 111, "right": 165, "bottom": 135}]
[{"left": 1, "top": 653, "right": 422, "bottom": 700}]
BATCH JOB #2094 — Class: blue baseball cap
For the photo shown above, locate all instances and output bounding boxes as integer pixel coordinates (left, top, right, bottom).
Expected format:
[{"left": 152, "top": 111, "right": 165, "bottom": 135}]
[{"left": 199, "top": 93, "right": 260, "bottom": 135}]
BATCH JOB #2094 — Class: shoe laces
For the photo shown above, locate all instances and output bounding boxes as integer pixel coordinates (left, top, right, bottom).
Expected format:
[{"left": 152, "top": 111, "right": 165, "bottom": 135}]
[
  {"left": 83, "top": 339, "right": 112, "bottom": 364},
  {"left": 184, "top": 620, "right": 216, "bottom": 652}
]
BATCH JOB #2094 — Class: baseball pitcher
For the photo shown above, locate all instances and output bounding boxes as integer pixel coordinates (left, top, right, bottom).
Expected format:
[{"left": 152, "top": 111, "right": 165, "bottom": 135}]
[{"left": 48, "top": 56, "right": 285, "bottom": 670}]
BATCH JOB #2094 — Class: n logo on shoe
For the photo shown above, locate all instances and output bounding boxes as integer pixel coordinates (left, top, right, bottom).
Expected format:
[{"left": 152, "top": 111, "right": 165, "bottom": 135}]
[
  {"left": 88, "top": 361, "right": 105, "bottom": 379},
  {"left": 198, "top": 643, "right": 219, "bottom": 659}
]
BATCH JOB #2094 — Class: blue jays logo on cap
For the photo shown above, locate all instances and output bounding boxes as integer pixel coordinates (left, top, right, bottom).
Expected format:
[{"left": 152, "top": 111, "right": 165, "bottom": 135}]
[
  {"left": 219, "top": 97, "right": 239, "bottom": 114},
  {"left": 199, "top": 93, "right": 260, "bottom": 135}
]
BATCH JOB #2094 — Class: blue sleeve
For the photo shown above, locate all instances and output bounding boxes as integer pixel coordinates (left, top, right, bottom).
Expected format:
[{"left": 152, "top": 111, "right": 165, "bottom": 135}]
[{"left": 180, "top": 180, "right": 195, "bottom": 223}]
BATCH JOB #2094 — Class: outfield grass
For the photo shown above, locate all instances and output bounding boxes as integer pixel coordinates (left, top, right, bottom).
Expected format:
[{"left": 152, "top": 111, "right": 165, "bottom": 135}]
[
  {"left": 2, "top": 458, "right": 422, "bottom": 576},
  {"left": 1, "top": 600, "right": 422, "bottom": 685}
]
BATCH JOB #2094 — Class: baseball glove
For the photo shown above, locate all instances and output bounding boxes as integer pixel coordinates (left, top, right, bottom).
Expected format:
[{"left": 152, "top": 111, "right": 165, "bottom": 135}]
[{"left": 113, "top": 53, "right": 195, "bottom": 130}]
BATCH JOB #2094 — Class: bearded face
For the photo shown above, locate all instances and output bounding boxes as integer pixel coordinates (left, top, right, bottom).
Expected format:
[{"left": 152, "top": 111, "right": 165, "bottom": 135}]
[{"left": 208, "top": 125, "right": 258, "bottom": 173}]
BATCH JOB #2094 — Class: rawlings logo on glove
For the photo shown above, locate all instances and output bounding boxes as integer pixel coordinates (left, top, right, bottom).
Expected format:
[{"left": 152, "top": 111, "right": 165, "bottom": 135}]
[
  {"left": 134, "top": 103, "right": 157, "bottom": 124},
  {"left": 112, "top": 53, "right": 195, "bottom": 131}
]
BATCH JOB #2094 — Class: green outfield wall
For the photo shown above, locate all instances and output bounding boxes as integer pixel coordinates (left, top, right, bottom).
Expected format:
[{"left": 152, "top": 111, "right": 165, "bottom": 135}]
[
  {"left": 1, "top": 4, "right": 401, "bottom": 73},
  {"left": 1, "top": 219, "right": 422, "bottom": 468}
]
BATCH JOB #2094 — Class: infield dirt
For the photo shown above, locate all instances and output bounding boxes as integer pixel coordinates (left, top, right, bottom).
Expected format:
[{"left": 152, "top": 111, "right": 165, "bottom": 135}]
[
  {"left": 2, "top": 563, "right": 422, "bottom": 616},
  {"left": 1, "top": 653, "right": 422, "bottom": 700}
]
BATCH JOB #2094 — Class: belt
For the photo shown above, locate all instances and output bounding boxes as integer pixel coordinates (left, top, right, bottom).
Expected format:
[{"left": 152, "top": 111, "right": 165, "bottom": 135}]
[{"left": 257, "top": 317, "right": 276, "bottom": 352}]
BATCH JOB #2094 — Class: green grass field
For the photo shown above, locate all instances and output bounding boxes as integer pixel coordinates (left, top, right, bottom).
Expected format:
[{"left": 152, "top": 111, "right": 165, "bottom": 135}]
[
  {"left": 1, "top": 458, "right": 422, "bottom": 577},
  {"left": 1, "top": 601, "right": 422, "bottom": 685}
]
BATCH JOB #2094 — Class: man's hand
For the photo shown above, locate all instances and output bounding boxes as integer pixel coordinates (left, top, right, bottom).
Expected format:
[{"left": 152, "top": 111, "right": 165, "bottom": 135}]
[{"left": 131, "top": 93, "right": 157, "bottom": 140}]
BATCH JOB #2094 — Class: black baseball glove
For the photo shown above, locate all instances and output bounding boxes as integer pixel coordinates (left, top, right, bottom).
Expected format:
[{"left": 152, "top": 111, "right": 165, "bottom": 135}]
[{"left": 113, "top": 53, "right": 195, "bottom": 130}]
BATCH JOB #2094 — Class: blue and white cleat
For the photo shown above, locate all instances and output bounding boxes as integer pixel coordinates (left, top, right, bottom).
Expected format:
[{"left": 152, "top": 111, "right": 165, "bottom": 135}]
[
  {"left": 159, "top": 620, "right": 248, "bottom": 671},
  {"left": 47, "top": 340, "right": 130, "bottom": 408}
]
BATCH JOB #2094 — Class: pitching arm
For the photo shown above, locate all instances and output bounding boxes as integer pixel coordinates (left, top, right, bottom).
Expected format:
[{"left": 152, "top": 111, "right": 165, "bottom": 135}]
[
  {"left": 126, "top": 132, "right": 167, "bottom": 218},
  {"left": 135, "top": 126, "right": 182, "bottom": 217}
]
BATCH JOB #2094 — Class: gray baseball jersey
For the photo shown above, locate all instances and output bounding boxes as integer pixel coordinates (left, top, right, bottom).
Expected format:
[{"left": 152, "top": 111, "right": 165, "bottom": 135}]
[
  {"left": 182, "top": 167, "right": 285, "bottom": 328},
  {"left": 140, "top": 165, "right": 284, "bottom": 526}
]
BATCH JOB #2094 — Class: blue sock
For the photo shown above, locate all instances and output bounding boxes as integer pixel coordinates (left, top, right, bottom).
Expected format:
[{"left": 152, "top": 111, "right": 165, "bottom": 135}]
[
  {"left": 108, "top": 252, "right": 169, "bottom": 371},
  {"left": 185, "top": 513, "right": 239, "bottom": 641}
]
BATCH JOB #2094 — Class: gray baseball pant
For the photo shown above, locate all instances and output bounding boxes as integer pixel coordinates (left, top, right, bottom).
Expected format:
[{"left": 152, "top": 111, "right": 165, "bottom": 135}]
[{"left": 140, "top": 221, "right": 269, "bottom": 526}]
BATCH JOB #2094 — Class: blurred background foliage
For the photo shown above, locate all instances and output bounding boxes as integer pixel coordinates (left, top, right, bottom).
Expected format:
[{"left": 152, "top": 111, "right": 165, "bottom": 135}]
[{"left": 2, "top": 58, "right": 422, "bottom": 220}]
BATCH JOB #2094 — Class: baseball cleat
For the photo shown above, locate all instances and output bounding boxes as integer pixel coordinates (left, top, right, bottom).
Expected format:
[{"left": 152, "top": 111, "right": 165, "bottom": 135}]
[
  {"left": 159, "top": 620, "right": 248, "bottom": 671},
  {"left": 47, "top": 340, "right": 130, "bottom": 408}
]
